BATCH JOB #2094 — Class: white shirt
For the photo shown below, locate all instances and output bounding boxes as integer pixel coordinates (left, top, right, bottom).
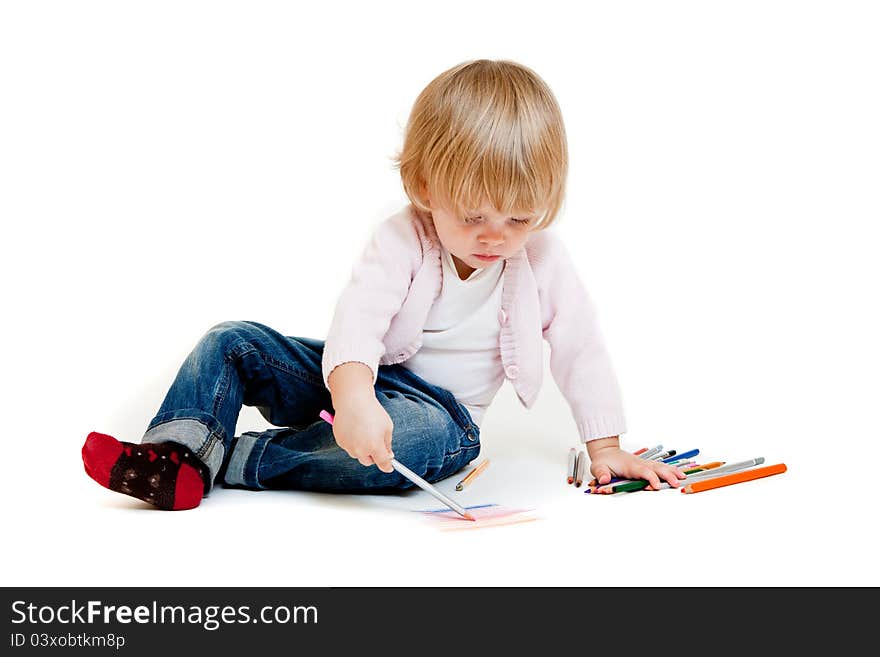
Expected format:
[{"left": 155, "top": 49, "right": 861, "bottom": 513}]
[{"left": 400, "top": 244, "right": 507, "bottom": 427}]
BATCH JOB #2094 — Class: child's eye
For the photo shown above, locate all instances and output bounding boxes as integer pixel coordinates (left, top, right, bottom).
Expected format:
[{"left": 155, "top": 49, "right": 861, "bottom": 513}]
[{"left": 463, "top": 215, "right": 532, "bottom": 225}]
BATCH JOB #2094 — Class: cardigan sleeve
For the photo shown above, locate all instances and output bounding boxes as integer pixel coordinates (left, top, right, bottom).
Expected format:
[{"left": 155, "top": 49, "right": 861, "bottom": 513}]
[
  {"left": 322, "top": 214, "right": 420, "bottom": 390},
  {"left": 537, "top": 234, "right": 628, "bottom": 442}
]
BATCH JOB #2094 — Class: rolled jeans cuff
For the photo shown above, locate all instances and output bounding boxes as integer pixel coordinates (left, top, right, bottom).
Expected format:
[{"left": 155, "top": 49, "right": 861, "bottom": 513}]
[
  {"left": 142, "top": 412, "right": 226, "bottom": 493},
  {"left": 223, "top": 430, "right": 276, "bottom": 490}
]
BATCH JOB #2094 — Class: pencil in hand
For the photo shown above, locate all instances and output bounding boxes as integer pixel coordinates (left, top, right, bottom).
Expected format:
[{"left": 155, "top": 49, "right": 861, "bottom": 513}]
[{"left": 319, "top": 409, "right": 475, "bottom": 520}]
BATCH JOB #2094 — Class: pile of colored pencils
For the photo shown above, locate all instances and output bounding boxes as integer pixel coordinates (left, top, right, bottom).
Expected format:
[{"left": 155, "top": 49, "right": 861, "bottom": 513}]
[{"left": 579, "top": 445, "right": 786, "bottom": 495}]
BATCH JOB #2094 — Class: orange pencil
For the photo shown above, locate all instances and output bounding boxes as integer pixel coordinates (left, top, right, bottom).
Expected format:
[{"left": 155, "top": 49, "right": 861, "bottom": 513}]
[
  {"left": 680, "top": 463, "right": 787, "bottom": 494},
  {"left": 455, "top": 459, "right": 490, "bottom": 491}
]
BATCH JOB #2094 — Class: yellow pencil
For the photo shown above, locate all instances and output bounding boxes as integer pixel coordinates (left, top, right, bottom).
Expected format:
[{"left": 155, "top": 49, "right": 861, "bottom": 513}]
[
  {"left": 688, "top": 461, "right": 726, "bottom": 473},
  {"left": 455, "top": 459, "right": 491, "bottom": 491}
]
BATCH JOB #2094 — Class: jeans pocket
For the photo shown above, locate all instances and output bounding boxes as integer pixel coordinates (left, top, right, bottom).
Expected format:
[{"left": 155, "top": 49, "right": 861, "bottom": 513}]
[{"left": 439, "top": 427, "right": 480, "bottom": 478}]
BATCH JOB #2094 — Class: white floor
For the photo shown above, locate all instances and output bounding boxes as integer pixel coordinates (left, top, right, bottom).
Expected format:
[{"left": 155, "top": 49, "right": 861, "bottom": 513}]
[
  {"left": 4, "top": 0, "right": 879, "bottom": 591},
  {"left": 6, "top": 375, "right": 876, "bottom": 588}
]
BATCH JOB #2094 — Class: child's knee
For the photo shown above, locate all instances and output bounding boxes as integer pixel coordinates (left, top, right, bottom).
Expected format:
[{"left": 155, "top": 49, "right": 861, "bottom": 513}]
[
  {"left": 206, "top": 320, "right": 251, "bottom": 339},
  {"left": 390, "top": 403, "right": 459, "bottom": 460},
  {"left": 200, "top": 320, "right": 260, "bottom": 353}
]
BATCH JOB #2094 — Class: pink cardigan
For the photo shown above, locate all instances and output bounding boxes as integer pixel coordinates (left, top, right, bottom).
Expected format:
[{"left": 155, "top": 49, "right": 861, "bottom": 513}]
[{"left": 322, "top": 205, "right": 626, "bottom": 442}]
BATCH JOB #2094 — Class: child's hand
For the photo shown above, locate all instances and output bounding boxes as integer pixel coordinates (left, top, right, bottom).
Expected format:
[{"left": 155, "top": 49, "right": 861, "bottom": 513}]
[
  {"left": 586, "top": 437, "right": 686, "bottom": 490},
  {"left": 330, "top": 395, "right": 396, "bottom": 473}
]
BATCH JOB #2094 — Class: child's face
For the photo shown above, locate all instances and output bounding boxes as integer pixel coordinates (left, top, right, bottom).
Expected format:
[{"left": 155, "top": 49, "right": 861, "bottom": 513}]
[{"left": 428, "top": 200, "right": 536, "bottom": 278}]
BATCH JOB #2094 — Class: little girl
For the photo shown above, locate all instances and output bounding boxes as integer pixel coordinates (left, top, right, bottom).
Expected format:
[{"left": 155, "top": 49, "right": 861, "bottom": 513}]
[{"left": 82, "top": 59, "right": 685, "bottom": 510}]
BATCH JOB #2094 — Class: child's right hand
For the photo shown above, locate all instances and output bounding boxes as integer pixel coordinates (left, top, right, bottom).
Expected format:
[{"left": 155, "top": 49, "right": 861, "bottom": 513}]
[{"left": 330, "top": 396, "right": 395, "bottom": 473}]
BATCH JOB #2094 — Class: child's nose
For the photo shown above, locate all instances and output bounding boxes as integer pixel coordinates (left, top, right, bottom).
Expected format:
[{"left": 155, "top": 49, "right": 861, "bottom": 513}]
[{"left": 479, "top": 228, "right": 504, "bottom": 245}]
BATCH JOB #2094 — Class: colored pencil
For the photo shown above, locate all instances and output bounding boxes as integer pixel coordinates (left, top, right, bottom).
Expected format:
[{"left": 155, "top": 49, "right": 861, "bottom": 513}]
[
  {"left": 567, "top": 448, "right": 577, "bottom": 484},
  {"left": 662, "top": 448, "right": 698, "bottom": 463},
  {"left": 574, "top": 451, "right": 586, "bottom": 487},
  {"left": 583, "top": 478, "right": 624, "bottom": 493},
  {"left": 688, "top": 461, "right": 725, "bottom": 472},
  {"left": 632, "top": 447, "right": 648, "bottom": 456},
  {"left": 680, "top": 463, "right": 787, "bottom": 494},
  {"left": 455, "top": 459, "right": 490, "bottom": 491},
  {"left": 647, "top": 449, "right": 676, "bottom": 461},
  {"left": 638, "top": 445, "right": 664, "bottom": 460},
  {"left": 318, "top": 410, "right": 474, "bottom": 520},
  {"left": 647, "top": 461, "right": 736, "bottom": 490},
  {"left": 683, "top": 457, "right": 765, "bottom": 482},
  {"left": 602, "top": 463, "right": 721, "bottom": 494}
]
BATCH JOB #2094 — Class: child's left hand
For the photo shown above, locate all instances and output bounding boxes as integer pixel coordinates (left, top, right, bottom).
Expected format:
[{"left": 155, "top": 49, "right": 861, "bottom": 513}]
[{"left": 586, "top": 437, "right": 686, "bottom": 490}]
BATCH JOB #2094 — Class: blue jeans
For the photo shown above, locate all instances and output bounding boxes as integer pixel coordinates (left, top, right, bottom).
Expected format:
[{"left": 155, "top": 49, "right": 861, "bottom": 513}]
[{"left": 142, "top": 321, "right": 481, "bottom": 494}]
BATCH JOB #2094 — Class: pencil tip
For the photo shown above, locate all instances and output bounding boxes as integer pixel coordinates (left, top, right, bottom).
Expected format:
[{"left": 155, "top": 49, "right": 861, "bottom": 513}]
[
  {"left": 464, "top": 513, "right": 476, "bottom": 521},
  {"left": 455, "top": 485, "right": 463, "bottom": 491}
]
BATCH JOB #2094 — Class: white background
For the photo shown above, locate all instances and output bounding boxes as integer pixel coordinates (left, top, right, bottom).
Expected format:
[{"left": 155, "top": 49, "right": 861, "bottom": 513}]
[{"left": 1, "top": 1, "right": 877, "bottom": 587}]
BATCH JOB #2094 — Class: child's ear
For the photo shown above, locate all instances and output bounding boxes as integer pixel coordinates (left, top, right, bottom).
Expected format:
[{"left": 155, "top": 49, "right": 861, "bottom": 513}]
[{"left": 418, "top": 180, "right": 431, "bottom": 208}]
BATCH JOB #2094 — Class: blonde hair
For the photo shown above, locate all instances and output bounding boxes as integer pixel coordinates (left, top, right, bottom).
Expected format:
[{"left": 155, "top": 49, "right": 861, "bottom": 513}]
[{"left": 392, "top": 59, "right": 568, "bottom": 230}]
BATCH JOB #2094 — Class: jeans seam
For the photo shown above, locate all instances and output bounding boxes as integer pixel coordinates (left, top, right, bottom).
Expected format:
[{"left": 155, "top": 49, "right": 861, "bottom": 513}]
[
  {"left": 212, "top": 358, "right": 232, "bottom": 420},
  {"left": 445, "top": 442, "right": 481, "bottom": 459},
  {"left": 147, "top": 413, "right": 220, "bottom": 438},
  {"left": 197, "top": 431, "right": 222, "bottom": 462},
  {"left": 441, "top": 390, "right": 476, "bottom": 435},
  {"left": 225, "top": 344, "right": 324, "bottom": 390},
  {"left": 265, "top": 355, "right": 324, "bottom": 387},
  {"left": 245, "top": 432, "right": 275, "bottom": 489}
]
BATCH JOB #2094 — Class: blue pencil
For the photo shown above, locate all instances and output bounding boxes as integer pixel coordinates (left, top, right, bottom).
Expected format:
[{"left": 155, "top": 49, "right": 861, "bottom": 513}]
[{"left": 662, "top": 448, "right": 698, "bottom": 463}]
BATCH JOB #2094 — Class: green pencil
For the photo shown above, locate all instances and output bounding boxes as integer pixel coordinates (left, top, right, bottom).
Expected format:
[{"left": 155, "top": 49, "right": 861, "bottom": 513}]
[
  {"left": 608, "top": 465, "right": 716, "bottom": 494},
  {"left": 609, "top": 480, "right": 654, "bottom": 493}
]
